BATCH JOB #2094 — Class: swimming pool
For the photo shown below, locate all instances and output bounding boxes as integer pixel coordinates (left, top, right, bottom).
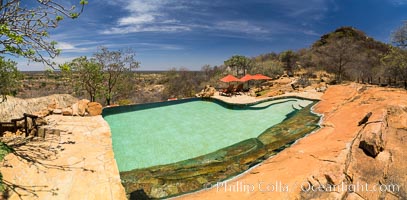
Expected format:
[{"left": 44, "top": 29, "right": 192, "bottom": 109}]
[
  {"left": 104, "top": 98, "right": 312, "bottom": 171},
  {"left": 103, "top": 97, "right": 320, "bottom": 198}
]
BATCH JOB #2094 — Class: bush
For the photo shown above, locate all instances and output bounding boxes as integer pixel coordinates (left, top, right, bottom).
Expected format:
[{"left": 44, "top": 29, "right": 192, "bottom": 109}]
[{"left": 117, "top": 99, "right": 133, "bottom": 106}]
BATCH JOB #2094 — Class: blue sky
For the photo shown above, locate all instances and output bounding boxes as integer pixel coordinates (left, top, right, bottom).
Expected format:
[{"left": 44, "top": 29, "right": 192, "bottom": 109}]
[{"left": 15, "top": 0, "right": 407, "bottom": 71}]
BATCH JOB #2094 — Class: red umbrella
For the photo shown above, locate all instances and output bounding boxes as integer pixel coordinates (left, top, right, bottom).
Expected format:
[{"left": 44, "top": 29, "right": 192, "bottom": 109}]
[
  {"left": 252, "top": 74, "right": 272, "bottom": 80},
  {"left": 220, "top": 74, "right": 241, "bottom": 82},
  {"left": 239, "top": 74, "right": 253, "bottom": 82}
]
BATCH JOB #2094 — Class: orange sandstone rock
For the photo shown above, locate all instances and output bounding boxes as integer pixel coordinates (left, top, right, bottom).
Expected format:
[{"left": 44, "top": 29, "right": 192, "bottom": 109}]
[{"left": 87, "top": 102, "right": 103, "bottom": 116}]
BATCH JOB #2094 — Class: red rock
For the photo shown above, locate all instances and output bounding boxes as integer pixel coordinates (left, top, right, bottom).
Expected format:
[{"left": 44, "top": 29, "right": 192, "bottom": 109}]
[{"left": 87, "top": 102, "right": 103, "bottom": 116}]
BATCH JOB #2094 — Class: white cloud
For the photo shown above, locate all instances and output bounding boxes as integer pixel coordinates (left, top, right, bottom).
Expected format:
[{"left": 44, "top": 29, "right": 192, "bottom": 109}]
[
  {"left": 118, "top": 15, "right": 155, "bottom": 26},
  {"left": 102, "top": 25, "right": 191, "bottom": 34},
  {"left": 56, "top": 42, "right": 75, "bottom": 50},
  {"left": 302, "top": 29, "right": 320, "bottom": 36},
  {"left": 101, "top": 0, "right": 329, "bottom": 39},
  {"left": 215, "top": 21, "right": 269, "bottom": 34},
  {"left": 267, "top": 0, "right": 332, "bottom": 19},
  {"left": 389, "top": 0, "right": 407, "bottom": 5},
  {"left": 102, "top": 0, "right": 183, "bottom": 34},
  {"left": 55, "top": 42, "right": 91, "bottom": 53},
  {"left": 136, "top": 43, "right": 184, "bottom": 51}
]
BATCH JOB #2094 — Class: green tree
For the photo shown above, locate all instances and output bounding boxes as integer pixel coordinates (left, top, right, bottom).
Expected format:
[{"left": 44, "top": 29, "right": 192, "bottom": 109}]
[
  {"left": 200, "top": 64, "right": 223, "bottom": 85},
  {"left": 94, "top": 47, "right": 139, "bottom": 105},
  {"left": 163, "top": 68, "right": 202, "bottom": 99},
  {"left": 249, "top": 60, "right": 284, "bottom": 78},
  {"left": 392, "top": 21, "right": 407, "bottom": 49},
  {"left": 313, "top": 35, "right": 360, "bottom": 83},
  {"left": 381, "top": 46, "right": 407, "bottom": 88},
  {"left": 0, "top": 57, "right": 21, "bottom": 102},
  {"left": 0, "top": 0, "right": 87, "bottom": 66},
  {"left": 62, "top": 57, "right": 103, "bottom": 102},
  {"left": 279, "top": 50, "right": 298, "bottom": 76},
  {"left": 224, "top": 55, "right": 252, "bottom": 76}
]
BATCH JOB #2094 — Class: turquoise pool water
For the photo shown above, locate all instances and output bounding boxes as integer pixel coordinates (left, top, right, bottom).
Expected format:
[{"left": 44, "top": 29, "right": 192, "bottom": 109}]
[{"left": 104, "top": 98, "right": 312, "bottom": 172}]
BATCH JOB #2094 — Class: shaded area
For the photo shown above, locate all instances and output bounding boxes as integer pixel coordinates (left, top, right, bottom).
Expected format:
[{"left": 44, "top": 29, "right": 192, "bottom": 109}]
[
  {"left": 258, "top": 103, "right": 321, "bottom": 153},
  {"left": 0, "top": 130, "right": 96, "bottom": 199},
  {"left": 120, "top": 102, "right": 320, "bottom": 199}
]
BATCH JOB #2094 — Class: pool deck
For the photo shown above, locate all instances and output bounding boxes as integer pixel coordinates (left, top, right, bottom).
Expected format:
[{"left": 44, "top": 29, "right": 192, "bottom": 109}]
[
  {"left": 0, "top": 115, "right": 126, "bottom": 200},
  {"left": 212, "top": 89, "right": 323, "bottom": 104}
]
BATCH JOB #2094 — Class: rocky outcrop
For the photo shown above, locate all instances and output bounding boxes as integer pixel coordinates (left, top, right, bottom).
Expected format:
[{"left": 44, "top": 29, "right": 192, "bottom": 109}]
[
  {"left": 43, "top": 99, "right": 103, "bottom": 117},
  {"left": 0, "top": 95, "right": 104, "bottom": 138},
  {"left": 340, "top": 108, "right": 406, "bottom": 200},
  {"left": 197, "top": 85, "right": 216, "bottom": 98},
  {"left": 0, "top": 94, "right": 78, "bottom": 122},
  {"left": 358, "top": 116, "right": 386, "bottom": 158},
  {"left": 299, "top": 92, "right": 407, "bottom": 200}
]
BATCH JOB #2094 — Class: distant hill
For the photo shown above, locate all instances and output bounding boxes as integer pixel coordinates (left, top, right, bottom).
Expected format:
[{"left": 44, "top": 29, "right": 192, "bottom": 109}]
[{"left": 313, "top": 26, "right": 390, "bottom": 53}]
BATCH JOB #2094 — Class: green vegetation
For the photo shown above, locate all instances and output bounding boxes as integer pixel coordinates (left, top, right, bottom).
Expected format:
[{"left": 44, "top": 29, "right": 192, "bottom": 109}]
[
  {"left": 0, "top": 57, "right": 21, "bottom": 102},
  {"left": 248, "top": 26, "right": 404, "bottom": 86},
  {"left": 0, "top": 1, "right": 87, "bottom": 66},
  {"left": 392, "top": 21, "right": 407, "bottom": 48},
  {"left": 224, "top": 55, "right": 253, "bottom": 76},
  {"left": 162, "top": 68, "right": 205, "bottom": 99},
  {"left": 94, "top": 47, "right": 139, "bottom": 105},
  {"left": 0, "top": 0, "right": 86, "bottom": 100},
  {"left": 60, "top": 56, "right": 103, "bottom": 102},
  {"left": 279, "top": 50, "right": 298, "bottom": 76},
  {"left": 61, "top": 47, "right": 139, "bottom": 105},
  {"left": 0, "top": 142, "right": 13, "bottom": 192}
]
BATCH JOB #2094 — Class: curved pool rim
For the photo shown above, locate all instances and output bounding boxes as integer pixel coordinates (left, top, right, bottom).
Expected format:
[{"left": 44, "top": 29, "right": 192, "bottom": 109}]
[{"left": 102, "top": 95, "right": 320, "bottom": 117}]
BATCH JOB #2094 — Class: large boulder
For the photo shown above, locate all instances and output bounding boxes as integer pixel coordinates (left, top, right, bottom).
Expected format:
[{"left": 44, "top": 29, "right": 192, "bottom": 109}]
[
  {"left": 197, "top": 85, "right": 216, "bottom": 98},
  {"left": 87, "top": 102, "right": 103, "bottom": 116},
  {"left": 358, "top": 119, "right": 386, "bottom": 158},
  {"left": 78, "top": 99, "right": 90, "bottom": 116}
]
